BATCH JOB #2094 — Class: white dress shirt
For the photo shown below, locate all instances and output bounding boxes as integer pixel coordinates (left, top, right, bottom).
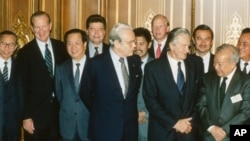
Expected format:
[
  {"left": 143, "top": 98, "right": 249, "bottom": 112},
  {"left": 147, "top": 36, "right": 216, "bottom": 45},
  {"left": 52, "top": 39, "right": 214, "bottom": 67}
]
[
  {"left": 88, "top": 42, "right": 104, "bottom": 58},
  {"left": 110, "top": 48, "right": 129, "bottom": 98},
  {"left": 72, "top": 55, "right": 87, "bottom": 83},
  {"left": 167, "top": 53, "right": 186, "bottom": 83},
  {"left": 196, "top": 52, "right": 211, "bottom": 73}
]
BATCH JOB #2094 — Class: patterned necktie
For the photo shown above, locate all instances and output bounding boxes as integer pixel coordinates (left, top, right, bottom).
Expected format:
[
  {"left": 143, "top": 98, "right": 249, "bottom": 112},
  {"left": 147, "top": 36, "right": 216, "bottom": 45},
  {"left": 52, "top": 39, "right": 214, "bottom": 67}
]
[
  {"left": 3, "top": 61, "right": 8, "bottom": 82},
  {"left": 155, "top": 43, "right": 161, "bottom": 59},
  {"left": 243, "top": 62, "right": 248, "bottom": 74},
  {"left": 94, "top": 47, "right": 99, "bottom": 56},
  {"left": 177, "top": 62, "right": 184, "bottom": 95},
  {"left": 119, "top": 58, "right": 129, "bottom": 98},
  {"left": 220, "top": 77, "right": 227, "bottom": 107},
  {"left": 74, "top": 63, "right": 80, "bottom": 92},
  {"left": 45, "top": 44, "right": 53, "bottom": 77}
]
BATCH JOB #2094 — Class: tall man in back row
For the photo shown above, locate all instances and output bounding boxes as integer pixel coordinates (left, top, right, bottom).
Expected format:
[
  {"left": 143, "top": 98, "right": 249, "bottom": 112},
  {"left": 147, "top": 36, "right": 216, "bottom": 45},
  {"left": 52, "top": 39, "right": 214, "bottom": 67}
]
[
  {"left": 143, "top": 27, "right": 204, "bottom": 141},
  {"left": 17, "top": 11, "right": 69, "bottom": 141}
]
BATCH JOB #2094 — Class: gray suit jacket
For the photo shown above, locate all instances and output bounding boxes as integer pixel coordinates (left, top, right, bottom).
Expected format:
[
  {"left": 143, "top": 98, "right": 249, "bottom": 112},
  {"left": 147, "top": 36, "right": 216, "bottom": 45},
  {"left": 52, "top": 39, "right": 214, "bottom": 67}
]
[
  {"left": 55, "top": 59, "right": 90, "bottom": 140},
  {"left": 198, "top": 68, "right": 250, "bottom": 140}
]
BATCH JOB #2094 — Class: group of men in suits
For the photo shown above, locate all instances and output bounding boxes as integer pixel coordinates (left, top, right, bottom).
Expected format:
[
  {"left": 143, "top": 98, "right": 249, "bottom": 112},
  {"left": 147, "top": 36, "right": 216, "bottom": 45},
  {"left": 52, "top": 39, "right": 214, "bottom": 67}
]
[{"left": 2, "top": 10, "right": 250, "bottom": 141}]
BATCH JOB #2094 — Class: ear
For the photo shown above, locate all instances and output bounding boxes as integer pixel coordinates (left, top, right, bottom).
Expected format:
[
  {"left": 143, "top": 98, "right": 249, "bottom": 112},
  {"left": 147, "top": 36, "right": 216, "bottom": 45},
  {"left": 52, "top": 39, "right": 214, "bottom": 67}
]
[
  {"left": 148, "top": 41, "right": 152, "bottom": 49},
  {"left": 49, "top": 22, "right": 53, "bottom": 31},
  {"left": 30, "top": 26, "right": 34, "bottom": 33}
]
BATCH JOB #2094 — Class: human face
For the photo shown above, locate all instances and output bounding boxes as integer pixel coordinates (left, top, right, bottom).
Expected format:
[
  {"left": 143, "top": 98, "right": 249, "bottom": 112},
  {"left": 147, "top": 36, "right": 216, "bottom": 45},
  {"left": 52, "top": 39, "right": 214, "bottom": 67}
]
[
  {"left": 169, "top": 34, "right": 190, "bottom": 61},
  {"left": 87, "top": 22, "right": 105, "bottom": 45},
  {"left": 31, "top": 15, "right": 52, "bottom": 43},
  {"left": 151, "top": 16, "right": 170, "bottom": 42},
  {"left": 214, "top": 50, "right": 236, "bottom": 77},
  {"left": 193, "top": 30, "right": 213, "bottom": 56},
  {"left": 237, "top": 33, "right": 250, "bottom": 61},
  {"left": 0, "top": 34, "right": 17, "bottom": 60},
  {"left": 66, "top": 33, "right": 86, "bottom": 62},
  {"left": 134, "top": 36, "right": 150, "bottom": 59},
  {"left": 114, "top": 29, "right": 136, "bottom": 57}
]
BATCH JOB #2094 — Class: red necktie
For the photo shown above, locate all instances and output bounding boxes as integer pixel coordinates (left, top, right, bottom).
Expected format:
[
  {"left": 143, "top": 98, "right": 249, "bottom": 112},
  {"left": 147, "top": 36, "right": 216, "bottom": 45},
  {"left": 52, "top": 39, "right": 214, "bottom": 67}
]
[{"left": 156, "top": 43, "right": 161, "bottom": 59}]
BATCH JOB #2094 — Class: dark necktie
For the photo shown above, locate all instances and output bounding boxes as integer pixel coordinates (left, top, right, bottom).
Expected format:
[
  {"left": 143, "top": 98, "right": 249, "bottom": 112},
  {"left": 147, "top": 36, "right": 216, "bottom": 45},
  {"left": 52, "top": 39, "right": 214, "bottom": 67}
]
[
  {"left": 220, "top": 77, "right": 227, "bottom": 107},
  {"left": 177, "top": 62, "right": 184, "bottom": 95},
  {"left": 94, "top": 47, "right": 99, "bottom": 56},
  {"left": 155, "top": 43, "right": 161, "bottom": 59},
  {"left": 45, "top": 44, "right": 53, "bottom": 77},
  {"left": 243, "top": 62, "right": 248, "bottom": 74},
  {"left": 3, "top": 61, "right": 8, "bottom": 82},
  {"left": 74, "top": 63, "right": 80, "bottom": 92},
  {"left": 119, "top": 58, "right": 129, "bottom": 97}
]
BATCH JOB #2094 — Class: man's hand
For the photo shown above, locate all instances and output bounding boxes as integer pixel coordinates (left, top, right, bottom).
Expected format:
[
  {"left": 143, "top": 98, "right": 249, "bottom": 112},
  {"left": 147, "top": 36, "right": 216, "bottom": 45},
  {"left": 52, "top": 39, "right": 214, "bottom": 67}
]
[
  {"left": 210, "top": 126, "right": 226, "bottom": 141},
  {"left": 173, "top": 117, "right": 192, "bottom": 134},
  {"left": 138, "top": 111, "right": 147, "bottom": 124},
  {"left": 23, "top": 118, "right": 35, "bottom": 134}
]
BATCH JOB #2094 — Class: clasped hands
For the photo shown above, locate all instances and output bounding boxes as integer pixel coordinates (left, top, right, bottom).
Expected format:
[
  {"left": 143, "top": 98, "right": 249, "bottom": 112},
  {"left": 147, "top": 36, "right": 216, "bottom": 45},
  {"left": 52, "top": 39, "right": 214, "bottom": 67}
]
[{"left": 173, "top": 117, "right": 192, "bottom": 134}]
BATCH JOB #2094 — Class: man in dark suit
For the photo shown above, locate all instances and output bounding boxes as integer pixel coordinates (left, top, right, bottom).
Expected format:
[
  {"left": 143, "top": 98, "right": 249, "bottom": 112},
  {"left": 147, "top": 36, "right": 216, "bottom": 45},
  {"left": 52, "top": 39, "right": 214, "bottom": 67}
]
[
  {"left": 192, "top": 24, "right": 215, "bottom": 73},
  {"left": 133, "top": 27, "right": 154, "bottom": 141},
  {"left": 143, "top": 27, "right": 204, "bottom": 141},
  {"left": 85, "top": 14, "right": 109, "bottom": 58},
  {"left": 0, "top": 30, "right": 22, "bottom": 141},
  {"left": 148, "top": 14, "right": 170, "bottom": 59},
  {"left": 237, "top": 27, "right": 250, "bottom": 74},
  {"left": 55, "top": 29, "right": 90, "bottom": 141},
  {"left": 198, "top": 44, "right": 250, "bottom": 141},
  {"left": 81, "top": 23, "right": 142, "bottom": 141},
  {"left": 16, "top": 11, "right": 69, "bottom": 141}
]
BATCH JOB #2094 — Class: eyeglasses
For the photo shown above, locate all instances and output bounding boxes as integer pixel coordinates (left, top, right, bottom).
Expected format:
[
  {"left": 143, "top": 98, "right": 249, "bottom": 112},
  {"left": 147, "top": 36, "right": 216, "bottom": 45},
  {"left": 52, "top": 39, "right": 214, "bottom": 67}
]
[{"left": 0, "top": 41, "right": 17, "bottom": 49}]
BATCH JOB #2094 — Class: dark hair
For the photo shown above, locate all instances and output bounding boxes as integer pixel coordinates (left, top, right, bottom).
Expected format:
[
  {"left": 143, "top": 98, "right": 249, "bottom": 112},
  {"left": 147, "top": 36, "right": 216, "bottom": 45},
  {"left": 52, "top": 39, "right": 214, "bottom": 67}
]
[
  {"left": 192, "top": 24, "right": 214, "bottom": 40},
  {"left": 64, "top": 28, "right": 88, "bottom": 43},
  {"left": 133, "top": 27, "right": 152, "bottom": 43},
  {"left": 30, "top": 11, "right": 51, "bottom": 26},
  {"left": 241, "top": 27, "right": 250, "bottom": 34},
  {"left": 0, "top": 30, "right": 18, "bottom": 43},
  {"left": 86, "top": 14, "right": 106, "bottom": 30}
]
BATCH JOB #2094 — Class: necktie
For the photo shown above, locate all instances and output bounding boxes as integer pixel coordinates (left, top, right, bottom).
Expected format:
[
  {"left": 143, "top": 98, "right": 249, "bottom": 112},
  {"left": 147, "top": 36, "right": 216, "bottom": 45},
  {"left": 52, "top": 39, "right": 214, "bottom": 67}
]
[
  {"left": 119, "top": 58, "right": 129, "bottom": 98},
  {"left": 155, "top": 43, "right": 161, "bottom": 59},
  {"left": 177, "top": 62, "right": 184, "bottom": 95},
  {"left": 74, "top": 63, "right": 80, "bottom": 92},
  {"left": 45, "top": 44, "right": 53, "bottom": 77},
  {"left": 243, "top": 62, "right": 248, "bottom": 74},
  {"left": 220, "top": 77, "right": 227, "bottom": 107},
  {"left": 94, "top": 47, "right": 99, "bottom": 56},
  {"left": 3, "top": 61, "right": 8, "bottom": 82}
]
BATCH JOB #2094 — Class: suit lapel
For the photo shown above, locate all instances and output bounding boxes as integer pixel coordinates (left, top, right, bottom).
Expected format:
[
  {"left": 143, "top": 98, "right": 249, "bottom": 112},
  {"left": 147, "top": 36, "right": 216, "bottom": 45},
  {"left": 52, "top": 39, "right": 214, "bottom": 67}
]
[{"left": 65, "top": 60, "right": 76, "bottom": 94}]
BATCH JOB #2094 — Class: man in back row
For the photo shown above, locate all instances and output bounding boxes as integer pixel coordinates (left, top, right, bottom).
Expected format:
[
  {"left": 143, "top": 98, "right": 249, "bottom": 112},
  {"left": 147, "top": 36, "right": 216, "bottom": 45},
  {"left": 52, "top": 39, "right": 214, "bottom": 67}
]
[{"left": 85, "top": 14, "right": 109, "bottom": 58}]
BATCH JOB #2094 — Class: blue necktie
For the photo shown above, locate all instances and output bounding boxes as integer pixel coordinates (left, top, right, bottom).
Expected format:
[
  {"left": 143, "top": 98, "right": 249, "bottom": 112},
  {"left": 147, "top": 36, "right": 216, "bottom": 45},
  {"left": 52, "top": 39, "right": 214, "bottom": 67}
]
[
  {"left": 45, "top": 44, "right": 53, "bottom": 77},
  {"left": 3, "top": 61, "right": 8, "bottom": 82},
  {"left": 74, "top": 63, "right": 80, "bottom": 92},
  {"left": 177, "top": 62, "right": 184, "bottom": 94}
]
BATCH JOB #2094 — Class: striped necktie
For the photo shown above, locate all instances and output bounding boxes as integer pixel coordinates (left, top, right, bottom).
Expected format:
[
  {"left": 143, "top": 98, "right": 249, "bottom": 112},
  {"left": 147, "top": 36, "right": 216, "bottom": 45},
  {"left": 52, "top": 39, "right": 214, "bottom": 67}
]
[
  {"left": 3, "top": 61, "right": 8, "bottom": 82},
  {"left": 45, "top": 44, "right": 53, "bottom": 77}
]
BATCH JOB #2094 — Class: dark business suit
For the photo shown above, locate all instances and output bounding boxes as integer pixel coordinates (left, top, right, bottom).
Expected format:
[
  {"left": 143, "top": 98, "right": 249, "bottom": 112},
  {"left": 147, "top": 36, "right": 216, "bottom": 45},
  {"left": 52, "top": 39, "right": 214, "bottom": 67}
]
[
  {"left": 82, "top": 50, "right": 142, "bottom": 141},
  {"left": 148, "top": 41, "right": 168, "bottom": 59},
  {"left": 143, "top": 54, "right": 204, "bottom": 141},
  {"left": 85, "top": 42, "right": 109, "bottom": 58},
  {"left": 55, "top": 59, "right": 90, "bottom": 141},
  {"left": 0, "top": 69, "right": 4, "bottom": 141},
  {"left": 17, "top": 38, "right": 69, "bottom": 141},
  {"left": 207, "top": 53, "right": 215, "bottom": 72},
  {"left": 198, "top": 69, "right": 250, "bottom": 141},
  {"left": 2, "top": 58, "right": 23, "bottom": 141}
]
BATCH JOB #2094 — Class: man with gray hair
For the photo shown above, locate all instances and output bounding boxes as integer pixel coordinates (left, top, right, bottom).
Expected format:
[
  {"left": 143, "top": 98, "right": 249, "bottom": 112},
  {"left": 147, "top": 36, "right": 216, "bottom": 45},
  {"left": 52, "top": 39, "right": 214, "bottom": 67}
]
[
  {"left": 81, "top": 23, "right": 142, "bottom": 141},
  {"left": 198, "top": 44, "right": 250, "bottom": 141},
  {"left": 143, "top": 27, "right": 204, "bottom": 141}
]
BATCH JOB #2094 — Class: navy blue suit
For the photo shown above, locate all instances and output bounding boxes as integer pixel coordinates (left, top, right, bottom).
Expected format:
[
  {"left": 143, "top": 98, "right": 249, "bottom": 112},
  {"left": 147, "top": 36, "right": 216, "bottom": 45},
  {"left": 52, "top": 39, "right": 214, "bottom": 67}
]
[
  {"left": 17, "top": 38, "right": 69, "bottom": 141},
  {"left": 143, "top": 54, "right": 204, "bottom": 141},
  {"left": 55, "top": 59, "right": 90, "bottom": 140},
  {"left": 2, "top": 58, "right": 23, "bottom": 141},
  {"left": 82, "top": 50, "right": 142, "bottom": 141}
]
